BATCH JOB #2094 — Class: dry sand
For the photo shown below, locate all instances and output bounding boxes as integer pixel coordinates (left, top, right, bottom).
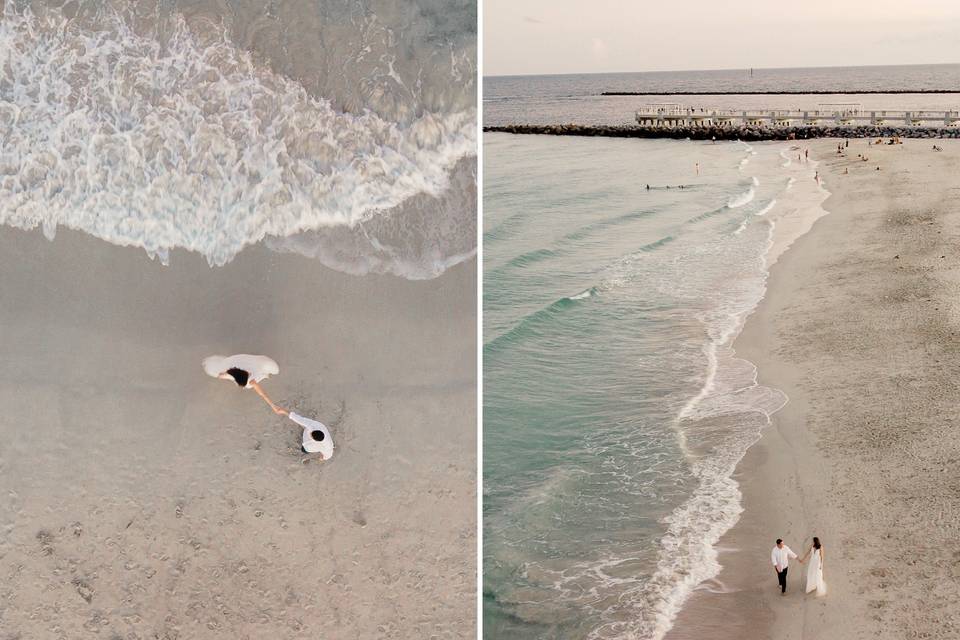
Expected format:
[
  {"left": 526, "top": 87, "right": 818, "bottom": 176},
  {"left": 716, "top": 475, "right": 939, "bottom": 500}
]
[
  {"left": 668, "top": 138, "right": 960, "bottom": 639},
  {"left": 0, "top": 228, "right": 476, "bottom": 639}
]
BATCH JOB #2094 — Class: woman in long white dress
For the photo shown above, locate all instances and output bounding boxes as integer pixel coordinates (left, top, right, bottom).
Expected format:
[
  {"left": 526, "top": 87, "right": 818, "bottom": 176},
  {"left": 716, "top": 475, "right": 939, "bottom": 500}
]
[
  {"left": 203, "top": 354, "right": 288, "bottom": 416},
  {"left": 800, "top": 536, "right": 827, "bottom": 596}
]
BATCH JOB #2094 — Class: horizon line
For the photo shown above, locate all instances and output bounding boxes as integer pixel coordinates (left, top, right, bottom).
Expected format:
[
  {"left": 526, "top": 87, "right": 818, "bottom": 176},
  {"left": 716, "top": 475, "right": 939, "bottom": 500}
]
[{"left": 483, "top": 61, "right": 960, "bottom": 80}]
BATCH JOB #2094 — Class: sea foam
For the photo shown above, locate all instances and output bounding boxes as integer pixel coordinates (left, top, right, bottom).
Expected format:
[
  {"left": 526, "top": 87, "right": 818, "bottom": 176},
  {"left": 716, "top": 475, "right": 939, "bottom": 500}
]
[
  {"left": 726, "top": 185, "right": 755, "bottom": 209},
  {"left": 0, "top": 6, "right": 476, "bottom": 272},
  {"left": 755, "top": 199, "right": 777, "bottom": 216}
]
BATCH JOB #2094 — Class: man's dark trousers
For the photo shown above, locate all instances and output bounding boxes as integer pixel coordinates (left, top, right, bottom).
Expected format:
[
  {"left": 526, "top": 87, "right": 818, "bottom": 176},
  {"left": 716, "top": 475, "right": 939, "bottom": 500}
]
[{"left": 777, "top": 567, "right": 788, "bottom": 593}]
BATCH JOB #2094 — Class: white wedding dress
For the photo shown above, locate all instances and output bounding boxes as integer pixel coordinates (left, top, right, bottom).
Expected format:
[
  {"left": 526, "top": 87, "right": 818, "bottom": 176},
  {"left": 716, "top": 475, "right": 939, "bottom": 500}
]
[{"left": 805, "top": 547, "right": 826, "bottom": 596}]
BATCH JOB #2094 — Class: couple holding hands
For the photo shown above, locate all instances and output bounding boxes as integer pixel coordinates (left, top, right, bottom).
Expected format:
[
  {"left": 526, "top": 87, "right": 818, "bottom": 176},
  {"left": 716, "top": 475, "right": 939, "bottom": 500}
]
[{"left": 771, "top": 537, "right": 826, "bottom": 596}]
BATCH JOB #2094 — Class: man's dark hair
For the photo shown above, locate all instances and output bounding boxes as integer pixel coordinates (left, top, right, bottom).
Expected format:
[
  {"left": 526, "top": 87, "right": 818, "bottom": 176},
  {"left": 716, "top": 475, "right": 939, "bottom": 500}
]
[
  {"left": 226, "top": 367, "right": 249, "bottom": 387},
  {"left": 310, "top": 430, "right": 325, "bottom": 441},
  {"left": 776, "top": 538, "right": 782, "bottom": 545}
]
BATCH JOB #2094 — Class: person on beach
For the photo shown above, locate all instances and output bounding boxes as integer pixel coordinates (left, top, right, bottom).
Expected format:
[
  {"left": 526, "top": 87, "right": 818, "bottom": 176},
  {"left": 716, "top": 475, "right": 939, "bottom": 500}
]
[
  {"left": 203, "top": 354, "right": 335, "bottom": 460},
  {"left": 203, "top": 354, "right": 289, "bottom": 416},
  {"left": 772, "top": 538, "right": 800, "bottom": 595},
  {"left": 799, "top": 537, "right": 827, "bottom": 596}
]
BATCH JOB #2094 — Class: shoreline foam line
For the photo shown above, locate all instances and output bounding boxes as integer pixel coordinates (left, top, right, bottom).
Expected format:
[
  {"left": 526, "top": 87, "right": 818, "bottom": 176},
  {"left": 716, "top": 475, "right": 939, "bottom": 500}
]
[
  {"left": 726, "top": 184, "right": 756, "bottom": 209},
  {"left": 609, "top": 144, "right": 831, "bottom": 640},
  {"left": 0, "top": 6, "right": 476, "bottom": 269}
]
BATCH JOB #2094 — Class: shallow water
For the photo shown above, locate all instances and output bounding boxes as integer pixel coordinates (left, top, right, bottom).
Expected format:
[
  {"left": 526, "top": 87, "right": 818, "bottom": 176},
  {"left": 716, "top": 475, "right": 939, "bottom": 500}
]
[
  {"left": 0, "top": 0, "right": 476, "bottom": 277},
  {"left": 483, "top": 132, "right": 828, "bottom": 639}
]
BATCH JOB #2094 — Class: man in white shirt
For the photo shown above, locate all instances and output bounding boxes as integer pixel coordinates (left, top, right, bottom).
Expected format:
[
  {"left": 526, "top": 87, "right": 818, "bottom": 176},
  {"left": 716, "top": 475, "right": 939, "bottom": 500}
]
[{"left": 771, "top": 538, "right": 800, "bottom": 595}]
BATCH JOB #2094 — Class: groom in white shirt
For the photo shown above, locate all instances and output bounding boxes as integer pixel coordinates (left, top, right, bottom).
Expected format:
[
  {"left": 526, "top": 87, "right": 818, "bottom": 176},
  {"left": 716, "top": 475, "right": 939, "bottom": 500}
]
[{"left": 771, "top": 538, "right": 799, "bottom": 595}]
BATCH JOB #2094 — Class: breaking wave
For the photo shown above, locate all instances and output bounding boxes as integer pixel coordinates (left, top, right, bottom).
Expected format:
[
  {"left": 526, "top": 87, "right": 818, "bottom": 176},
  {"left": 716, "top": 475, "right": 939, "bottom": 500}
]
[{"left": 0, "top": 4, "right": 476, "bottom": 275}]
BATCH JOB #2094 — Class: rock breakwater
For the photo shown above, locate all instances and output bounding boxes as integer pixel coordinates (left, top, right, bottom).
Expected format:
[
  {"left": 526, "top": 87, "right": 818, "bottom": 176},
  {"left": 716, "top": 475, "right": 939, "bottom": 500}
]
[{"left": 483, "top": 123, "right": 960, "bottom": 141}]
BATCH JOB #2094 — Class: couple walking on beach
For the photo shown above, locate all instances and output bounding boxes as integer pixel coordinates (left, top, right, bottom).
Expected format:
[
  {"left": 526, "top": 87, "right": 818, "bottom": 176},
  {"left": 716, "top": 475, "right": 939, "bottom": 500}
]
[{"left": 772, "top": 537, "right": 826, "bottom": 596}]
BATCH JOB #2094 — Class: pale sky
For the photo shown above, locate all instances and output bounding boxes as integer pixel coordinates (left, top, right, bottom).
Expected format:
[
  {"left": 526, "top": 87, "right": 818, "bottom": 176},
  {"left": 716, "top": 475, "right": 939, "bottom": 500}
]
[{"left": 484, "top": 0, "right": 960, "bottom": 76}]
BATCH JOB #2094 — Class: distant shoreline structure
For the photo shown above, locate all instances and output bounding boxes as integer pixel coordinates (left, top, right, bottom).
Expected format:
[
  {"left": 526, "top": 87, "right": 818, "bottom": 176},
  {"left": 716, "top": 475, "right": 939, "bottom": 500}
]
[
  {"left": 483, "top": 123, "right": 960, "bottom": 140},
  {"left": 601, "top": 90, "right": 960, "bottom": 95}
]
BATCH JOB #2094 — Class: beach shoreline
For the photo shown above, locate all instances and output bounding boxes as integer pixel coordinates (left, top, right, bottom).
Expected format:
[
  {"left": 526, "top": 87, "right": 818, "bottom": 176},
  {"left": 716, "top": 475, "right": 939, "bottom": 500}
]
[
  {"left": 667, "top": 138, "right": 960, "bottom": 639},
  {"left": 0, "top": 227, "right": 477, "bottom": 638}
]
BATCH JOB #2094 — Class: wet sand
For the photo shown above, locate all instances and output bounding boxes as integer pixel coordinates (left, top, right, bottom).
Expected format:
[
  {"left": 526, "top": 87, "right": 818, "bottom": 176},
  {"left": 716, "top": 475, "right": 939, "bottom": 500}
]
[
  {"left": 668, "top": 138, "right": 960, "bottom": 639},
  {"left": 0, "top": 228, "right": 476, "bottom": 638}
]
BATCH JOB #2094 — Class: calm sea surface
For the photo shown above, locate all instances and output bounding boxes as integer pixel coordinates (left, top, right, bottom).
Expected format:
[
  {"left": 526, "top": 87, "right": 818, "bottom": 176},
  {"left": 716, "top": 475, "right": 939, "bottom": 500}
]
[{"left": 484, "top": 64, "right": 960, "bottom": 126}]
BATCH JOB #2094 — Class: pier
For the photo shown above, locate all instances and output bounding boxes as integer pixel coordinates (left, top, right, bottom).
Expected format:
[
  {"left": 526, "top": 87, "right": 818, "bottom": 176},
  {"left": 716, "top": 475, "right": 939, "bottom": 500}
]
[{"left": 635, "top": 103, "right": 960, "bottom": 128}]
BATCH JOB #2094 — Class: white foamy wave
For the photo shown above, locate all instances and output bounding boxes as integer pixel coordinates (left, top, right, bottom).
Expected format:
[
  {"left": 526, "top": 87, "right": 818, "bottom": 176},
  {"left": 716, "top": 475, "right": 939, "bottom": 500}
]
[
  {"left": 487, "top": 142, "right": 833, "bottom": 640},
  {"left": 569, "top": 288, "right": 594, "bottom": 301},
  {"left": 737, "top": 151, "right": 758, "bottom": 170},
  {"left": 265, "top": 157, "right": 476, "bottom": 279},
  {"left": 0, "top": 6, "right": 476, "bottom": 269},
  {"left": 733, "top": 217, "right": 749, "bottom": 236},
  {"left": 754, "top": 199, "right": 777, "bottom": 216},
  {"left": 628, "top": 144, "right": 829, "bottom": 640},
  {"left": 616, "top": 317, "right": 782, "bottom": 640},
  {"left": 589, "top": 281, "right": 786, "bottom": 640},
  {"left": 592, "top": 145, "right": 827, "bottom": 640},
  {"left": 726, "top": 186, "right": 755, "bottom": 209},
  {"left": 589, "top": 448, "right": 748, "bottom": 640},
  {"left": 779, "top": 149, "right": 792, "bottom": 167}
]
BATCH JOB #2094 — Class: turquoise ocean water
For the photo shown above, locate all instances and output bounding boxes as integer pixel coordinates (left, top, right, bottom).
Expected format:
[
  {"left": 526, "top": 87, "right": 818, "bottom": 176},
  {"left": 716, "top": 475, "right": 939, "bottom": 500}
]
[{"left": 483, "top": 131, "right": 833, "bottom": 638}]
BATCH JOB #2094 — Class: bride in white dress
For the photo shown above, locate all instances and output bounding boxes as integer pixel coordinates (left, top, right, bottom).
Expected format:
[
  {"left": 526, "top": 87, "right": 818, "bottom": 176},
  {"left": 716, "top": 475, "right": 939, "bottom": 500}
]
[{"left": 800, "top": 536, "right": 827, "bottom": 596}]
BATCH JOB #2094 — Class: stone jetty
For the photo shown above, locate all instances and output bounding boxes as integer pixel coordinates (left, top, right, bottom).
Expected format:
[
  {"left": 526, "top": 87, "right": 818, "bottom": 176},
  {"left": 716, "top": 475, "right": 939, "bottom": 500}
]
[
  {"left": 483, "top": 123, "right": 960, "bottom": 141},
  {"left": 601, "top": 90, "right": 960, "bottom": 96}
]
